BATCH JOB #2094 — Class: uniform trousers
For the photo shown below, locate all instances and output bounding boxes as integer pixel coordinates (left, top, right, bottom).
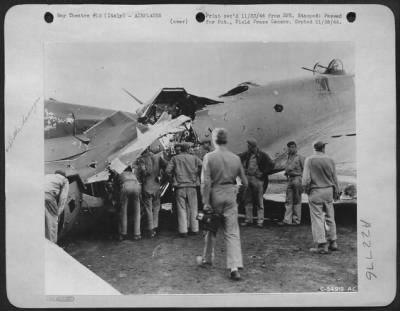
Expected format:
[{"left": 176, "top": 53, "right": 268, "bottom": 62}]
[
  {"left": 283, "top": 176, "right": 303, "bottom": 224},
  {"left": 308, "top": 187, "right": 337, "bottom": 244},
  {"left": 176, "top": 187, "right": 199, "bottom": 233},
  {"left": 205, "top": 185, "right": 243, "bottom": 270},
  {"left": 45, "top": 192, "right": 59, "bottom": 243},
  {"left": 244, "top": 176, "right": 265, "bottom": 225},
  {"left": 119, "top": 181, "right": 141, "bottom": 236},
  {"left": 142, "top": 189, "right": 161, "bottom": 230}
]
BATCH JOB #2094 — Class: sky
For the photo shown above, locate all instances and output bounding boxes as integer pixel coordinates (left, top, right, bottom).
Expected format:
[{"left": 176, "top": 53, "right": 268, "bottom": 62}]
[{"left": 45, "top": 42, "right": 354, "bottom": 113}]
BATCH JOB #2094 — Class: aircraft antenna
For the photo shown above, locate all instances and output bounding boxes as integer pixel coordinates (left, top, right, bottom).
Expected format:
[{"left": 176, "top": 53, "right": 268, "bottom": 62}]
[
  {"left": 301, "top": 67, "right": 316, "bottom": 73},
  {"left": 122, "top": 88, "right": 144, "bottom": 105}
]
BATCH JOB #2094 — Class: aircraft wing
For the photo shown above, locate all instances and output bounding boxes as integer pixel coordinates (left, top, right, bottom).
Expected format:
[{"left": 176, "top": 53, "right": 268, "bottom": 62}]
[
  {"left": 263, "top": 191, "right": 356, "bottom": 205},
  {"left": 108, "top": 114, "right": 191, "bottom": 175},
  {"left": 85, "top": 115, "right": 190, "bottom": 182},
  {"left": 45, "top": 110, "right": 139, "bottom": 182},
  {"left": 46, "top": 102, "right": 191, "bottom": 184}
]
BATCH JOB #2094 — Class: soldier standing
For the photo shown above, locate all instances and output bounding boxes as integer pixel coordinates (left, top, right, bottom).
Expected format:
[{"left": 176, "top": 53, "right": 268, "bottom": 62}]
[
  {"left": 239, "top": 138, "right": 274, "bottom": 227},
  {"left": 302, "top": 140, "right": 339, "bottom": 254},
  {"left": 166, "top": 142, "right": 202, "bottom": 237},
  {"left": 136, "top": 148, "right": 167, "bottom": 237},
  {"left": 201, "top": 128, "right": 248, "bottom": 280},
  {"left": 278, "top": 141, "right": 305, "bottom": 226}
]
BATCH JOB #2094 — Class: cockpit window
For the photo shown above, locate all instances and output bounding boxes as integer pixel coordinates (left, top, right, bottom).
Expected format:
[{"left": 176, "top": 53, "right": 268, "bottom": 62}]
[{"left": 324, "top": 59, "right": 346, "bottom": 75}]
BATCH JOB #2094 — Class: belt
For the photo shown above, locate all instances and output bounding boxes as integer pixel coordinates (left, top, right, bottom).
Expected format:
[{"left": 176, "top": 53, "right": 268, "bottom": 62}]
[
  {"left": 46, "top": 191, "right": 58, "bottom": 198},
  {"left": 123, "top": 179, "right": 138, "bottom": 183},
  {"left": 219, "top": 182, "right": 235, "bottom": 185}
]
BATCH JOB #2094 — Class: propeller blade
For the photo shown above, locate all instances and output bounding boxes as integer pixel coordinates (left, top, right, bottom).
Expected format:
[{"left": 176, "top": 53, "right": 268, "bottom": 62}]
[{"left": 122, "top": 88, "right": 144, "bottom": 105}]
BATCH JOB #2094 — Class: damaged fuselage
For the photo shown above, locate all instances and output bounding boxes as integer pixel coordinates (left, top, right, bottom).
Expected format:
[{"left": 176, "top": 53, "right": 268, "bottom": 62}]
[{"left": 45, "top": 59, "right": 356, "bottom": 239}]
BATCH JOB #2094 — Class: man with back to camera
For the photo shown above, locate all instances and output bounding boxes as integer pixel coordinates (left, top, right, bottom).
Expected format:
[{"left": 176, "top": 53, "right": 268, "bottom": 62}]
[
  {"left": 114, "top": 165, "right": 142, "bottom": 241},
  {"left": 302, "top": 140, "right": 339, "bottom": 254},
  {"left": 44, "top": 170, "right": 69, "bottom": 243},
  {"left": 136, "top": 147, "right": 167, "bottom": 238},
  {"left": 196, "top": 140, "right": 212, "bottom": 161},
  {"left": 239, "top": 138, "right": 274, "bottom": 228},
  {"left": 278, "top": 141, "right": 305, "bottom": 226},
  {"left": 201, "top": 128, "right": 248, "bottom": 281},
  {"left": 166, "top": 142, "right": 202, "bottom": 237}
]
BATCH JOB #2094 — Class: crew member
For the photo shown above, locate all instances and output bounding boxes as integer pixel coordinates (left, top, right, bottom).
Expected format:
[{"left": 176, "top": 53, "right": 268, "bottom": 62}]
[
  {"left": 302, "top": 140, "right": 339, "bottom": 254},
  {"left": 137, "top": 148, "right": 167, "bottom": 237},
  {"left": 195, "top": 140, "right": 213, "bottom": 209},
  {"left": 115, "top": 166, "right": 142, "bottom": 241},
  {"left": 278, "top": 141, "right": 305, "bottom": 225},
  {"left": 201, "top": 128, "right": 248, "bottom": 281},
  {"left": 166, "top": 142, "right": 202, "bottom": 237},
  {"left": 174, "top": 143, "right": 182, "bottom": 155},
  {"left": 44, "top": 170, "right": 69, "bottom": 243},
  {"left": 197, "top": 140, "right": 212, "bottom": 160},
  {"left": 239, "top": 138, "right": 274, "bottom": 227}
]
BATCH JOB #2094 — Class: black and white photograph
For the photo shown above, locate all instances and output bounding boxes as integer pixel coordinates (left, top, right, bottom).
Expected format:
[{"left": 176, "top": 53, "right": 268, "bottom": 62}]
[
  {"left": 4, "top": 4, "right": 396, "bottom": 308},
  {"left": 44, "top": 42, "right": 357, "bottom": 295}
]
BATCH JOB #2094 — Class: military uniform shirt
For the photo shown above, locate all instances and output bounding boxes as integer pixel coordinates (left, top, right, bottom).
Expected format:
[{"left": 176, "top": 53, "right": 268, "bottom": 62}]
[
  {"left": 302, "top": 151, "right": 339, "bottom": 190},
  {"left": 44, "top": 174, "right": 69, "bottom": 216},
  {"left": 246, "top": 154, "right": 258, "bottom": 176},
  {"left": 285, "top": 153, "right": 305, "bottom": 177},
  {"left": 201, "top": 146, "right": 248, "bottom": 206}
]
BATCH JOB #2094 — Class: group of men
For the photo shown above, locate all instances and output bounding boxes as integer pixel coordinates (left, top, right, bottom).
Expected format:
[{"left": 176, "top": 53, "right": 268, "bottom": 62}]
[
  {"left": 115, "top": 141, "right": 204, "bottom": 241},
  {"left": 279, "top": 139, "right": 339, "bottom": 254},
  {"left": 198, "top": 130, "right": 340, "bottom": 281},
  {"left": 44, "top": 127, "right": 340, "bottom": 280}
]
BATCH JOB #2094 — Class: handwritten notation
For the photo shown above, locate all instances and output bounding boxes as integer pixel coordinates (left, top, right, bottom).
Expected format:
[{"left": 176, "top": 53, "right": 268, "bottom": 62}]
[{"left": 6, "top": 97, "right": 40, "bottom": 153}]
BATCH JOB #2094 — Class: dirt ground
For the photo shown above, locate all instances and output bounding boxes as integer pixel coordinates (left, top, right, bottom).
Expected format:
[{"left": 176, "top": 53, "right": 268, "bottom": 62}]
[{"left": 61, "top": 222, "right": 357, "bottom": 294}]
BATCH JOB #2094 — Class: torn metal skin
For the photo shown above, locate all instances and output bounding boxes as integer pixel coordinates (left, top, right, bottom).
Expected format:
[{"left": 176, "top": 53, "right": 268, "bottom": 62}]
[{"left": 45, "top": 59, "right": 356, "bottom": 239}]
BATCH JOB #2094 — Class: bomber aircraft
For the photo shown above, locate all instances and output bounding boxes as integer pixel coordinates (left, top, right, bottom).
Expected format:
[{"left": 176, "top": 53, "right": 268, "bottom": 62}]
[{"left": 45, "top": 58, "right": 356, "bottom": 240}]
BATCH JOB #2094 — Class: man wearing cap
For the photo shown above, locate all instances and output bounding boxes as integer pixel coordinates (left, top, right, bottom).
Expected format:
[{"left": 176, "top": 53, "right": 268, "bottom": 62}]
[
  {"left": 114, "top": 166, "right": 142, "bottom": 241},
  {"left": 44, "top": 170, "right": 69, "bottom": 243},
  {"left": 166, "top": 142, "right": 202, "bottom": 237},
  {"left": 196, "top": 140, "right": 212, "bottom": 161},
  {"left": 136, "top": 148, "right": 167, "bottom": 238},
  {"left": 278, "top": 141, "right": 305, "bottom": 226},
  {"left": 302, "top": 140, "right": 339, "bottom": 254},
  {"left": 201, "top": 128, "right": 248, "bottom": 280},
  {"left": 239, "top": 138, "right": 274, "bottom": 227},
  {"left": 174, "top": 143, "right": 182, "bottom": 155}
]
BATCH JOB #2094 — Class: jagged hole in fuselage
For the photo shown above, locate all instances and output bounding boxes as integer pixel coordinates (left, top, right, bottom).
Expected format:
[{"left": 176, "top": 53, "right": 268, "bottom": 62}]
[{"left": 138, "top": 89, "right": 198, "bottom": 125}]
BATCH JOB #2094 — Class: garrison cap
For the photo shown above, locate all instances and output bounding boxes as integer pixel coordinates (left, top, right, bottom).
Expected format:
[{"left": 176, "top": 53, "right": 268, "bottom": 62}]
[
  {"left": 180, "top": 142, "right": 190, "bottom": 152},
  {"left": 247, "top": 138, "right": 258, "bottom": 147},
  {"left": 313, "top": 140, "right": 328, "bottom": 150}
]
